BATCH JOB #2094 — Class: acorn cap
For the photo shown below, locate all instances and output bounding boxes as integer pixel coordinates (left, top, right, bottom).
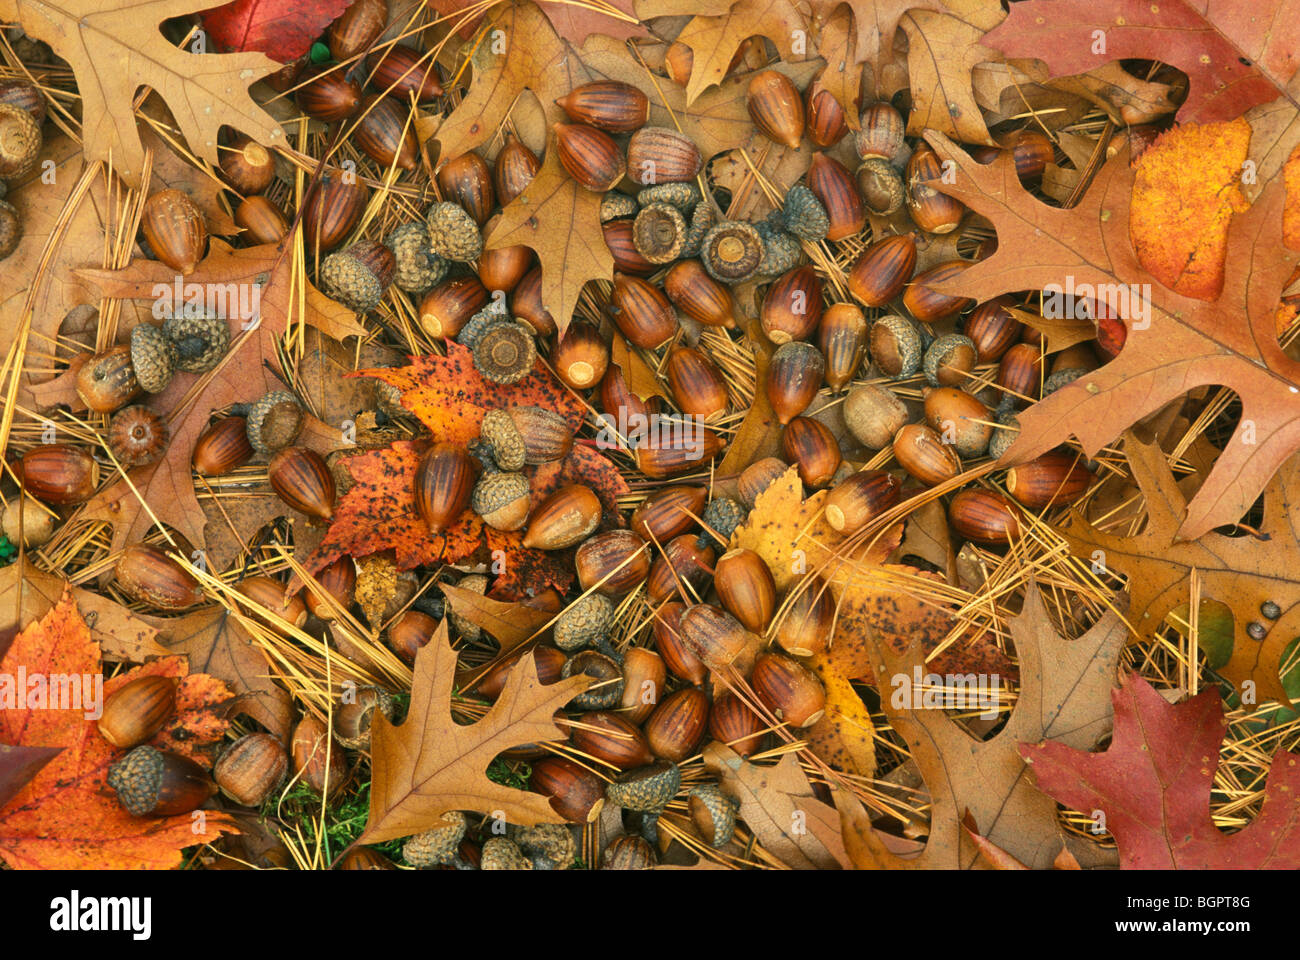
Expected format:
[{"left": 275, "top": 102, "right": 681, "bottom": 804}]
[
  {"left": 457, "top": 303, "right": 510, "bottom": 350},
  {"left": 755, "top": 219, "right": 803, "bottom": 277},
  {"left": 163, "top": 314, "right": 230, "bottom": 373},
  {"left": 700, "top": 220, "right": 764, "bottom": 284},
  {"left": 0, "top": 102, "right": 41, "bottom": 180},
  {"left": 632, "top": 202, "right": 686, "bottom": 264},
  {"left": 479, "top": 408, "right": 526, "bottom": 471},
  {"left": 473, "top": 321, "right": 537, "bottom": 384},
  {"left": 605, "top": 761, "right": 681, "bottom": 813},
  {"left": 698, "top": 497, "right": 747, "bottom": 550},
  {"left": 0, "top": 198, "right": 18, "bottom": 261},
  {"left": 446, "top": 573, "right": 487, "bottom": 641},
  {"left": 385, "top": 221, "right": 449, "bottom": 294},
  {"left": 246, "top": 389, "right": 304, "bottom": 454},
  {"left": 781, "top": 184, "right": 829, "bottom": 242},
  {"left": 681, "top": 202, "right": 716, "bottom": 259},
  {"left": 470, "top": 471, "right": 530, "bottom": 530},
  {"left": 426, "top": 201, "right": 483, "bottom": 261},
  {"left": 638, "top": 181, "right": 701, "bottom": 213},
  {"left": 402, "top": 811, "right": 468, "bottom": 867},
  {"left": 129, "top": 324, "right": 176, "bottom": 394},
  {"left": 514, "top": 822, "right": 576, "bottom": 870},
  {"left": 600, "top": 192, "right": 639, "bottom": 222},
  {"left": 689, "top": 782, "right": 739, "bottom": 847},
  {"left": 320, "top": 248, "right": 386, "bottom": 313},
  {"left": 554, "top": 592, "right": 614, "bottom": 652},
  {"left": 481, "top": 837, "right": 533, "bottom": 870},
  {"left": 562, "top": 650, "right": 625, "bottom": 710}
]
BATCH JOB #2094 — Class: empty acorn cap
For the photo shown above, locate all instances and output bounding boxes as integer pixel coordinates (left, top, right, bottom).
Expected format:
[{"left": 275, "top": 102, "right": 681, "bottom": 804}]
[
  {"left": 632, "top": 202, "right": 686, "bottom": 264},
  {"left": 129, "top": 324, "right": 177, "bottom": 394},
  {"left": 246, "top": 389, "right": 304, "bottom": 454},
  {"left": 700, "top": 221, "right": 764, "bottom": 284},
  {"left": 681, "top": 202, "right": 717, "bottom": 259},
  {"left": 473, "top": 321, "right": 537, "bottom": 385},
  {"left": 781, "top": 184, "right": 829, "bottom": 242},
  {"left": 599, "top": 192, "right": 639, "bottom": 222},
  {"left": 163, "top": 314, "right": 230, "bottom": 373}
]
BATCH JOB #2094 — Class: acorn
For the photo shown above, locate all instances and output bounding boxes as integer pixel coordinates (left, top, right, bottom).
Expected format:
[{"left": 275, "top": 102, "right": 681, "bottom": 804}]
[
  {"left": 141, "top": 189, "right": 207, "bottom": 275},
  {"left": 682, "top": 201, "right": 718, "bottom": 259},
  {"left": 964, "top": 296, "right": 1022, "bottom": 363},
  {"left": 679, "top": 603, "right": 755, "bottom": 673},
  {"left": 779, "top": 186, "right": 828, "bottom": 245},
  {"left": 646, "top": 535, "right": 715, "bottom": 602},
  {"left": 893, "top": 423, "right": 961, "bottom": 486},
  {"left": 472, "top": 471, "right": 531, "bottom": 531},
  {"left": 903, "top": 260, "right": 975, "bottom": 324},
  {"left": 949, "top": 488, "right": 1022, "bottom": 546},
  {"left": 638, "top": 181, "right": 700, "bottom": 213},
  {"left": 738, "top": 456, "right": 789, "bottom": 508},
  {"left": 632, "top": 202, "right": 686, "bottom": 264},
  {"left": 469, "top": 646, "right": 566, "bottom": 700},
  {"left": 480, "top": 837, "right": 531, "bottom": 871},
  {"left": 602, "top": 191, "right": 640, "bottom": 221},
  {"left": 321, "top": 239, "right": 396, "bottom": 312},
  {"left": 235, "top": 575, "right": 307, "bottom": 631},
  {"left": 17, "top": 443, "right": 99, "bottom": 505},
  {"left": 855, "top": 101, "right": 906, "bottom": 164},
  {"left": 556, "top": 81, "right": 649, "bottom": 133},
  {"left": 761, "top": 265, "right": 824, "bottom": 344},
  {"left": 511, "top": 265, "right": 557, "bottom": 334},
  {"left": 606, "top": 761, "right": 681, "bottom": 812},
  {"left": 427, "top": 201, "right": 483, "bottom": 261},
  {"left": 214, "top": 732, "right": 288, "bottom": 807},
  {"left": 630, "top": 484, "right": 707, "bottom": 544},
  {"left": 998, "top": 343, "right": 1043, "bottom": 406},
  {"left": 747, "top": 70, "right": 803, "bottom": 149},
  {"left": 288, "top": 714, "right": 346, "bottom": 797},
  {"left": 807, "top": 153, "right": 865, "bottom": 241},
  {"left": 751, "top": 653, "right": 826, "bottom": 727},
  {"left": 627, "top": 127, "right": 702, "bottom": 185},
  {"left": 0, "top": 101, "right": 41, "bottom": 180},
  {"left": 598, "top": 362, "right": 656, "bottom": 433},
  {"left": 1003, "top": 129, "right": 1055, "bottom": 185},
  {"left": 599, "top": 219, "right": 655, "bottom": 278},
  {"left": 690, "top": 782, "right": 738, "bottom": 847},
  {"left": 107, "top": 405, "right": 169, "bottom": 468},
  {"left": 353, "top": 94, "right": 417, "bottom": 171},
  {"left": 848, "top": 233, "right": 916, "bottom": 307},
  {"left": 844, "top": 383, "right": 908, "bottom": 449},
  {"left": 666, "top": 346, "right": 728, "bottom": 420},
  {"left": 0, "top": 79, "right": 45, "bottom": 125},
  {"left": 246, "top": 390, "right": 303, "bottom": 455},
  {"left": 554, "top": 122, "right": 626, "bottom": 192},
  {"left": 386, "top": 609, "right": 439, "bottom": 664},
  {"left": 417, "top": 275, "right": 488, "bottom": 339},
  {"left": 576, "top": 529, "right": 650, "bottom": 595},
  {"left": 700, "top": 220, "right": 764, "bottom": 284},
  {"left": 474, "top": 321, "right": 537, "bottom": 385},
  {"left": 602, "top": 835, "right": 657, "bottom": 869},
  {"left": 554, "top": 593, "right": 613, "bottom": 653},
  {"left": 337, "top": 847, "right": 396, "bottom": 870},
  {"left": 906, "top": 143, "right": 966, "bottom": 234},
  {"left": 477, "top": 238, "right": 532, "bottom": 294},
  {"left": 216, "top": 133, "right": 276, "bottom": 196},
  {"left": 302, "top": 173, "right": 367, "bottom": 251},
  {"left": 415, "top": 443, "right": 476, "bottom": 534},
  {"left": 564, "top": 650, "right": 627, "bottom": 711},
  {"left": 772, "top": 576, "right": 835, "bottom": 656},
  {"left": 611, "top": 272, "right": 678, "bottom": 349},
  {"left": 333, "top": 685, "right": 394, "bottom": 749},
  {"left": 653, "top": 601, "right": 706, "bottom": 685},
  {"left": 825, "top": 469, "right": 902, "bottom": 533},
  {"left": 437, "top": 152, "right": 495, "bottom": 225},
  {"left": 263, "top": 57, "right": 306, "bottom": 93},
  {"left": 125, "top": 325, "right": 173, "bottom": 396},
  {"left": 923, "top": 333, "right": 977, "bottom": 388},
  {"left": 700, "top": 497, "right": 746, "bottom": 550},
  {"left": 494, "top": 137, "right": 540, "bottom": 205},
  {"left": 645, "top": 687, "right": 709, "bottom": 763},
  {"left": 107, "top": 745, "right": 216, "bottom": 817},
  {"left": 709, "top": 691, "right": 766, "bottom": 756},
  {"left": 782, "top": 416, "right": 841, "bottom": 489},
  {"left": 269, "top": 446, "right": 335, "bottom": 520},
  {"left": 715, "top": 548, "right": 777, "bottom": 633},
  {"left": 327, "top": 0, "right": 387, "bottom": 60},
  {"left": 77, "top": 344, "right": 140, "bottom": 412},
  {"left": 619, "top": 647, "right": 667, "bottom": 725},
  {"left": 818, "top": 302, "right": 868, "bottom": 391},
  {"left": 805, "top": 74, "right": 849, "bottom": 147},
  {"left": 664, "top": 42, "right": 695, "bottom": 86},
  {"left": 530, "top": 756, "right": 606, "bottom": 823},
  {"left": 920, "top": 387, "right": 989, "bottom": 459},
  {"left": 523, "top": 484, "right": 602, "bottom": 550},
  {"left": 856, "top": 157, "right": 906, "bottom": 216},
  {"left": 553, "top": 321, "right": 609, "bottom": 390},
  {"left": 505, "top": 405, "right": 573, "bottom": 464},
  {"left": 305, "top": 555, "right": 357, "bottom": 622},
  {"left": 1005, "top": 450, "right": 1093, "bottom": 510},
  {"left": 98, "top": 675, "right": 178, "bottom": 748},
  {"left": 569, "top": 711, "right": 654, "bottom": 770},
  {"left": 367, "top": 44, "right": 442, "bottom": 101},
  {"left": 765, "top": 341, "right": 824, "bottom": 425},
  {"left": 234, "top": 195, "right": 290, "bottom": 244},
  {"left": 634, "top": 429, "right": 725, "bottom": 479},
  {"left": 664, "top": 259, "right": 733, "bottom": 327},
  {"left": 115, "top": 543, "right": 204, "bottom": 611}
]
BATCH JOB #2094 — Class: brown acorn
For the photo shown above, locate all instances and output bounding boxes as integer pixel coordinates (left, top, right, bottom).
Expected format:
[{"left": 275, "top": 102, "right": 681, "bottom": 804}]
[
  {"left": 215, "top": 732, "right": 288, "bottom": 807},
  {"left": 619, "top": 647, "right": 667, "bottom": 725},
  {"left": 367, "top": 44, "right": 442, "bottom": 101},
  {"left": 302, "top": 173, "right": 367, "bottom": 251},
  {"left": 646, "top": 535, "right": 715, "bottom": 602},
  {"left": 477, "top": 238, "right": 532, "bottom": 294},
  {"left": 327, "top": 0, "right": 387, "bottom": 60},
  {"left": 998, "top": 342, "right": 1043, "bottom": 406},
  {"left": 824, "top": 469, "right": 902, "bottom": 533},
  {"left": 494, "top": 137, "right": 540, "bottom": 206},
  {"left": 892, "top": 423, "right": 961, "bottom": 486},
  {"left": 107, "top": 746, "right": 216, "bottom": 817},
  {"left": 142, "top": 189, "right": 207, "bottom": 275},
  {"left": 664, "top": 259, "right": 734, "bottom": 327},
  {"left": 353, "top": 94, "right": 417, "bottom": 171},
  {"left": 635, "top": 429, "right": 724, "bottom": 479},
  {"left": 1005, "top": 450, "right": 1093, "bottom": 510},
  {"left": 115, "top": 543, "right": 204, "bottom": 611},
  {"left": 807, "top": 153, "right": 865, "bottom": 241},
  {"left": 856, "top": 157, "right": 906, "bottom": 217},
  {"left": 263, "top": 57, "right": 306, "bottom": 93},
  {"left": 924, "top": 333, "right": 977, "bottom": 388},
  {"left": 296, "top": 67, "right": 362, "bottom": 122},
  {"left": 1004, "top": 129, "right": 1055, "bottom": 185},
  {"left": 715, "top": 548, "right": 777, "bottom": 633},
  {"left": 611, "top": 273, "right": 678, "bottom": 349},
  {"left": 738, "top": 456, "right": 789, "bottom": 508},
  {"left": 556, "top": 81, "right": 649, "bottom": 133},
  {"left": 553, "top": 321, "right": 609, "bottom": 390},
  {"left": 233, "top": 196, "right": 289, "bottom": 244},
  {"left": 235, "top": 576, "right": 307, "bottom": 631},
  {"left": 414, "top": 443, "right": 476, "bottom": 534},
  {"left": 904, "top": 260, "right": 975, "bottom": 324},
  {"left": 19, "top": 443, "right": 99, "bottom": 504},
  {"left": 576, "top": 529, "right": 651, "bottom": 595},
  {"left": 530, "top": 756, "right": 606, "bottom": 823},
  {"left": 523, "top": 484, "right": 602, "bottom": 550},
  {"left": 870, "top": 315, "right": 924, "bottom": 380},
  {"left": 848, "top": 233, "right": 916, "bottom": 307},
  {"left": 332, "top": 685, "right": 393, "bottom": 748},
  {"left": 98, "top": 675, "right": 178, "bottom": 748},
  {"left": 512, "top": 265, "right": 557, "bottom": 335},
  {"left": 679, "top": 603, "right": 756, "bottom": 674},
  {"left": 603, "top": 219, "right": 659, "bottom": 277},
  {"left": 417, "top": 275, "right": 488, "bottom": 340},
  {"left": 906, "top": 143, "right": 966, "bottom": 234},
  {"left": 772, "top": 576, "right": 835, "bottom": 657},
  {"left": 844, "top": 382, "right": 909, "bottom": 449},
  {"left": 924, "top": 387, "right": 992, "bottom": 459},
  {"left": 599, "top": 362, "right": 656, "bottom": 429},
  {"left": 107, "top": 406, "right": 169, "bottom": 468},
  {"left": 964, "top": 295, "right": 1023, "bottom": 363},
  {"left": 0, "top": 79, "right": 45, "bottom": 125},
  {"left": 781, "top": 416, "right": 841, "bottom": 489},
  {"left": 568, "top": 711, "right": 654, "bottom": 770},
  {"left": 554, "top": 122, "right": 626, "bottom": 192},
  {"left": 291, "top": 714, "right": 347, "bottom": 797},
  {"left": 855, "top": 101, "right": 906, "bottom": 163},
  {"left": 805, "top": 74, "right": 849, "bottom": 148},
  {"left": 709, "top": 691, "right": 766, "bottom": 756},
  {"left": 437, "top": 152, "right": 495, "bottom": 225},
  {"left": 387, "top": 609, "right": 439, "bottom": 665},
  {"left": 766, "top": 341, "right": 825, "bottom": 425},
  {"left": 469, "top": 646, "right": 566, "bottom": 700},
  {"left": 304, "top": 556, "right": 356, "bottom": 622},
  {"left": 818, "top": 302, "right": 868, "bottom": 391},
  {"left": 627, "top": 127, "right": 702, "bottom": 185},
  {"left": 506, "top": 405, "right": 574, "bottom": 464},
  {"left": 761, "top": 265, "right": 824, "bottom": 344},
  {"left": 268, "top": 446, "right": 335, "bottom": 520},
  {"left": 653, "top": 602, "right": 707, "bottom": 686},
  {"left": 747, "top": 70, "right": 803, "bottom": 149},
  {"left": 666, "top": 346, "right": 728, "bottom": 420},
  {"left": 219, "top": 133, "right": 276, "bottom": 195},
  {"left": 751, "top": 653, "right": 826, "bottom": 727},
  {"left": 630, "top": 484, "right": 707, "bottom": 543},
  {"left": 645, "top": 687, "right": 709, "bottom": 763},
  {"left": 949, "top": 488, "right": 1022, "bottom": 546}
]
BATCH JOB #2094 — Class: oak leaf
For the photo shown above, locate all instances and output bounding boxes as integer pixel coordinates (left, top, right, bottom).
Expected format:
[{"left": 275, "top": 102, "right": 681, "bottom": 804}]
[
  {"left": 1020, "top": 673, "right": 1300, "bottom": 869},
  {"left": 429, "top": 0, "right": 647, "bottom": 44},
  {"left": 357, "top": 621, "right": 590, "bottom": 844},
  {"left": 897, "top": 10, "right": 998, "bottom": 146},
  {"left": 200, "top": 0, "right": 356, "bottom": 61},
  {"left": 669, "top": 0, "right": 810, "bottom": 103}
]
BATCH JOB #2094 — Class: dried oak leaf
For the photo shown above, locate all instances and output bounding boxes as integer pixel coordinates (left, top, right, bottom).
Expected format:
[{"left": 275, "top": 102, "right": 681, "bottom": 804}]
[
  {"left": 849, "top": 583, "right": 1126, "bottom": 870},
  {"left": 76, "top": 239, "right": 363, "bottom": 557},
  {"left": 441, "top": 582, "right": 553, "bottom": 652},
  {"left": 0, "top": 0, "right": 286, "bottom": 186},
  {"left": 200, "top": 0, "right": 355, "bottom": 60},
  {"left": 1020, "top": 673, "right": 1300, "bottom": 869},
  {"left": 0, "top": 591, "right": 237, "bottom": 870},
  {"left": 430, "top": 0, "right": 647, "bottom": 44},
  {"left": 1060, "top": 433, "right": 1300, "bottom": 709},
  {"left": 896, "top": 9, "right": 999, "bottom": 146},
  {"left": 663, "top": 0, "right": 811, "bottom": 103},
  {"left": 357, "top": 621, "right": 590, "bottom": 843},
  {"left": 924, "top": 131, "right": 1300, "bottom": 540}
]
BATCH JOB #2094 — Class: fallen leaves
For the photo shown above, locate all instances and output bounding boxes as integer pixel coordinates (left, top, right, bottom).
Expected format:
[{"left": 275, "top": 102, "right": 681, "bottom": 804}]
[
  {"left": 670, "top": 0, "right": 809, "bottom": 104},
  {"left": 200, "top": 0, "right": 355, "bottom": 60}
]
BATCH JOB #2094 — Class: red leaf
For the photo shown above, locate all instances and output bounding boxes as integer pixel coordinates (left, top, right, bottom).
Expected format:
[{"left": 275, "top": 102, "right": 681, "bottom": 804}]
[{"left": 201, "top": 0, "right": 357, "bottom": 62}]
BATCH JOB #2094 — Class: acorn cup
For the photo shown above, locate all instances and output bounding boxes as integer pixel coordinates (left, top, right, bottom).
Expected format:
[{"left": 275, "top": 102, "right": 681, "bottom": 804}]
[
  {"left": 761, "top": 265, "right": 824, "bottom": 344},
  {"left": 417, "top": 276, "right": 489, "bottom": 340},
  {"left": 666, "top": 346, "right": 728, "bottom": 420},
  {"left": 949, "top": 488, "right": 1022, "bottom": 546},
  {"left": 653, "top": 602, "right": 707, "bottom": 685},
  {"left": 781, "top": 416, "right": 841, "bottom": 489},
  {"left": 664, "top": 259, "right": 734, "bottom": 327},
  {"left": 644, "top": 687, "right": 709, "bottom": 763},
  {"left": 142, "top": 189, "right": 207, "bottom": 275},
  {"left": 554, "top": 122, "right": 626, "bottom": 192},
  {"left": 807, "top": 153, "right": 865, "bottom": 242},
  {"left": 646, "top": 535, "right": 715, "bottom": 602},
  {"left": 751, "top": 653, "right": 826, "bottom": 727},
  {"left": 772, "top": 575, "right": 835, "bottom": 657},
  {"left": 553, "top": 321, "right": 609, "bottom": 390},
  {"left": 268, "top": 446, "right": 336, "bottom": 520},
  {"left": 576, "top": 529, "right": 651, "bottom": 595},
  {"left": 630, "top": 484, "right": 707, "bottom": 544},
  {"left": 18, "top": 443, "right": 99, "bottom": 505},
  {"left": 353, "top": 94, "right": 417, "bottom": 171},
  {"left": 495, "top": 137, "right": 541, "bottom": 205},
  {"left": 557, "top": 81, "right": 649, "bottom": 133},
  {"left": 824, "top": 470, "right": 902, "bottom": 533},
  {"left": 747, "top": 70, "right": 803, "bottom": 149},
  {"left": 715, "top": 548, "right": 777, "bottom": 633},
  {"left": 414, "top": 443, "right": 477, "bottom": 534},
  {"left": 523, "top": 484, "right": 602, "bottom": 550},
  {"left": 437, "top": 152, "right": 495, "bottom": 225},
  {"left": 924, "top": 334, "right": 978, "bottom": 388},
  {"left": 848, "top": 233, "right": 916, "bottom": 307},
  {"left": 1005, "top": 450, "right": 1094, "bottom": 509},
  {"left": 632, "top": 203, "right": 686, "bottom": 263},
  {"left": 818, "top": 302, "right": 867, "bottom": 391},
  {"left": 610, "top": 273, "right": 678, "bottom": 349},
  {"left": 115, "top": 543, "right": 204, "bottom": 611},
  {"left": 767, "top": 341, "right": 825, "bottom": 424}
]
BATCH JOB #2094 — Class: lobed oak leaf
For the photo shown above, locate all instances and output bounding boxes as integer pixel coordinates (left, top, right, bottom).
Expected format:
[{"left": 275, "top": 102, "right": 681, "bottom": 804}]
[
  {"left": 897, "top": 9, "right": 999, "bottom": 146},
  {"left": 200, "top": 0, "right": 356, "bottom": 61},
  {"left": 430, "top": 0, "right": 647, "bottom": 44},
  {"left": 670, "top": 0, "right": 811, "bottom": 104},
  {"left": 1020, "top": 673, "right": 1300, "bottom": 869}
]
